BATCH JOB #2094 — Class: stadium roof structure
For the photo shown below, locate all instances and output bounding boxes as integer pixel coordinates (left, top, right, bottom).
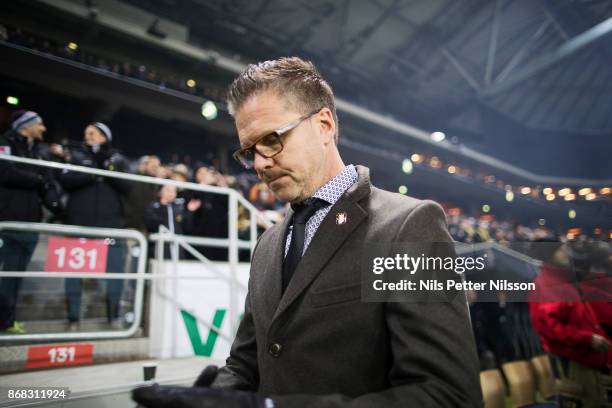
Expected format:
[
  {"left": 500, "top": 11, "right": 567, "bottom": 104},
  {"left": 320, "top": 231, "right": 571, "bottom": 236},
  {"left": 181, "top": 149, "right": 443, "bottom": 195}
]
[{"left": 115, "top": 0, "right": 612, "bottom": 183}]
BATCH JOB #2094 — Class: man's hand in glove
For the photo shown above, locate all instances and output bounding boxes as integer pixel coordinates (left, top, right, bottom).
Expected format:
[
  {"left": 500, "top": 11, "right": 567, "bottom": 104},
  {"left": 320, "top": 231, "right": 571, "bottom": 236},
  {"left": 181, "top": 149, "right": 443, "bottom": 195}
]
[
  {"left": 132, "top": 366, "right": 273, "bottom": 408},
  {"left": 132, "top": 384, "right": 270, "bottom": 408},
  {"left": 193, "top": 365, "right": 219, "bottom": 387}
]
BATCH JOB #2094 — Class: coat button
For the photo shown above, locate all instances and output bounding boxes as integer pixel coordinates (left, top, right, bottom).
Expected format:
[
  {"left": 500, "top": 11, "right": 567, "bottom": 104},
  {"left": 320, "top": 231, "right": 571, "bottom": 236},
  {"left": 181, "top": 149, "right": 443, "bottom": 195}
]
[{"left": 268, "top": 343, "right": 282, "bottom": 357}]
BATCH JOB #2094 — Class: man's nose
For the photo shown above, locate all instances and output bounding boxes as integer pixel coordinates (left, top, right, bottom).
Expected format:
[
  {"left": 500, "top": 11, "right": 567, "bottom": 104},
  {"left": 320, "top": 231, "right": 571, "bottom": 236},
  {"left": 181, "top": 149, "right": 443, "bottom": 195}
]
[{"left": 253, "top": 151, "right": 274, "bottom": 174}]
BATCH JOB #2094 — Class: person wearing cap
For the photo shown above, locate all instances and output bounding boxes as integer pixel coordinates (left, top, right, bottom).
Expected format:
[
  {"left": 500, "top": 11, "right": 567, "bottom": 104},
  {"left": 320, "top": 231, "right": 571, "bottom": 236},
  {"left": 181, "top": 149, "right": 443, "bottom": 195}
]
[
  {"left": 0, "top": 110, "right": 62, "bottom": 333},
  {"left": 58, "top": 122, "right": 131, "bottom": 330}
]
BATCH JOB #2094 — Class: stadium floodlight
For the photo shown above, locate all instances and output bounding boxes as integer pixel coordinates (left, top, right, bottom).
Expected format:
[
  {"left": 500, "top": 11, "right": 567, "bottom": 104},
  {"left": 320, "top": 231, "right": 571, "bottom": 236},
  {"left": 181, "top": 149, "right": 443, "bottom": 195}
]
[
  {"left": 585, "top": 193, "right": 596, "bottom": 201},
  {"left": 558, "top": 188, "right": 571, "bottom": 196},
  {"left": 482, "top": 204, "right": 490, "bottom": 213},
  {"left": 429, "top": 156, "right": 441, "bottom": 168},
  {"left": 546, "top": 194, "right": 555, "bottom": 201},
  {"left": 568, "top": 209, "right": 576, "bottom": 219},
  {"left": 564, "top": 194, "right": 576, "bottom": 201},
  {"left": 520, "top": 187, "right": 531, "bottom": 195},
  {"left": 578, "top": 188, "right": 592, "bottom": 196},
  {"left": 68, "top": 42, "right": 78, "bottom": 50},
  {"left": 542, "top": 187, "right": 553, "bottom": 195},
  {"left": 431, "top": 131, "right": 445, "bottom": 142},
  {"left": 398, "top": 185, "right": 408, "bottom": 194},
  {"left": 401, "top": 159, "right": 413, "bottom": 174},
  {"left": 447, "top": 165, "right": 457, "bottom": 174},
  {"left": 538, "top": 219, "right": 546, "bottom": 226},
  {"left": 186, "top": 79, "right": 196, "bottom": 88},
  {"left": 601, "top": 187, "right": 611, "bottom": 195},
  {"left": 505, "top": 191, "right": 514, "bottom": 202},
  {"left": 6, "top": 96, "right": 19, "bottom": 105},
  {"left": 410, "top": 153, "right": 422, "bottom": 163},
  {"left": 201, "top": 101, "right": 218, "bottom": 120}
]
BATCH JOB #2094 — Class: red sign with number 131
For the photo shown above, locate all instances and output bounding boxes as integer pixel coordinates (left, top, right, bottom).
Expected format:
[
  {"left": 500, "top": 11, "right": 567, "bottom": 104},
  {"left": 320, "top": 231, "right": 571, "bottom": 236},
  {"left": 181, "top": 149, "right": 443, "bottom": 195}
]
[{"left": 44, "top": 236, "right": 109, "bottom": 273}]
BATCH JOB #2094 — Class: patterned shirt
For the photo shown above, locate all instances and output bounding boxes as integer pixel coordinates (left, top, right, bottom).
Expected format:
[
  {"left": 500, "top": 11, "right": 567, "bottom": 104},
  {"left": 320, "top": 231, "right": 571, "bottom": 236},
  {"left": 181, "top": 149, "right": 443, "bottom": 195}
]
[{"left": 284, "top": 165, "right": 358, "bottom": 257}]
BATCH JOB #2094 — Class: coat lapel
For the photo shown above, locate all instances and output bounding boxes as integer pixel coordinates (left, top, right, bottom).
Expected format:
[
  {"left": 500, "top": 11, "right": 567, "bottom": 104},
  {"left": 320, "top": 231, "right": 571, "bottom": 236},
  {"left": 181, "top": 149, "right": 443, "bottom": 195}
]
[
  {"left": 257, "top": 210, "right": 293, "bottom": 320},
  {"left": 272, "top": 166, "right": 371, "bottom": 320}
]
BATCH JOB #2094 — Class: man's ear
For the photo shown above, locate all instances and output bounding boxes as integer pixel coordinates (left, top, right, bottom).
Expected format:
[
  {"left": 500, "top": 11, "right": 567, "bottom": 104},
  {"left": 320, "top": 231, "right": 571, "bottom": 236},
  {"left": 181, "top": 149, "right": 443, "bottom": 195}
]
[{"left": 318, "top": 108, "right": 336, "bottom": 146}]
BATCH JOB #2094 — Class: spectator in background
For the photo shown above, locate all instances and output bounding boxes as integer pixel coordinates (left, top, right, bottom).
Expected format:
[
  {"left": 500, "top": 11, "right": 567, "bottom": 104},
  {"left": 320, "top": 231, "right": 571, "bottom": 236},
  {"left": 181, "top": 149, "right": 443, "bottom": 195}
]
[
  {"left": 469, "top": 289, "right": 519, "bottom": 369},
  {"left": 248, "top": 181, "right": 285, "bottom": 227},
  {"left": 248, "top": 182, "right": 278, "bottom": 211},
  {"left": 144, "top": 183, "right": 201, "bottom": 259},
  {"left": 189, "top": 165, "right": 229, "bottom": 261},
  {"left": 156, "top": 165, "right": 171, "bottom": 179},
  {"left": 58, "top": 122, "right": 131, "bottom": 330},
  {"left": 529, "top": 240, "right": 611, "bottom": 407},
  {"left": 169, "top": 168, "right": 189, "bottom": 201},
  {"left": 580, "top": 243, "right": 612, "bottom": 337},
  {"left": 124, "top": 155, "right": 161, "bottom": 233},
  {"left": 0, "top": 111, "right": 62, "bottom": 333},
  {"left": 173, "top": 163, "right": 190, "bottom": 180}
]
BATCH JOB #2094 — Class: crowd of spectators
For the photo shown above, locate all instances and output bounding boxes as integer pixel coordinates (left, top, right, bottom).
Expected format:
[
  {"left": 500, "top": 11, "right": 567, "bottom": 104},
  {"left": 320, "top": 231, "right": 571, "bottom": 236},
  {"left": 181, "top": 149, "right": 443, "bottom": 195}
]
[
  {"left": 0, "top": 24, "right": 228, "bottom": 104},
  {"left": 0, "top": 110, "right": 286, "bottom": 332},
  {"left": 447, "top": 214, "right": 557, "bottom": 245},
  {"left": 3, "top": 23, "right": 610, "bottom": 210}
]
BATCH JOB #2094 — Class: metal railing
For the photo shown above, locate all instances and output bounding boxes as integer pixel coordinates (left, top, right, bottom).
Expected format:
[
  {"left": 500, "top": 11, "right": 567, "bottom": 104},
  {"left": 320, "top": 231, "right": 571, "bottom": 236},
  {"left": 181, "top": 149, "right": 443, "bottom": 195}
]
[
  {"left": 150, "top": 226, "right": 249, "bottom": 354},
  {"left": 0, "top": 222, "right": 147, "bottom": 341},
  {"left": 0, "top": 154, "right": 271, "bottom": 344}
]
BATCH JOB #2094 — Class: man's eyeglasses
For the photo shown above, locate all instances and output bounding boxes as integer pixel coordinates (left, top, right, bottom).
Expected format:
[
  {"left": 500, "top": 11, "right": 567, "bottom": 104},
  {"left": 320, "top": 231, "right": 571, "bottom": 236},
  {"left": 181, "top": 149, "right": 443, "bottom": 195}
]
[{"left": 232, "top": 108, "right": 322, "bottom": 169}]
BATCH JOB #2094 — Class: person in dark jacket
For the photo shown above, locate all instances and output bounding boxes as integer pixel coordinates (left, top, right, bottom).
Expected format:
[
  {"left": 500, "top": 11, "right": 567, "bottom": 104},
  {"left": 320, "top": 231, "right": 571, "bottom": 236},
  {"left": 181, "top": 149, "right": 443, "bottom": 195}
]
[
  {"left": 0, "top": 110, "right": 62, "bottom": 333},
  {"left": 58, "top": 122, "right": 131, "bottom": 329},
  {"left": 144, "top": 183, "right": 201, "bottom": 259},
  {"left": 189, "top": 165, "right": 229, "bottom": 261},
  {"left": 123, "top": 155, "right": 162, "bottom": 234}
]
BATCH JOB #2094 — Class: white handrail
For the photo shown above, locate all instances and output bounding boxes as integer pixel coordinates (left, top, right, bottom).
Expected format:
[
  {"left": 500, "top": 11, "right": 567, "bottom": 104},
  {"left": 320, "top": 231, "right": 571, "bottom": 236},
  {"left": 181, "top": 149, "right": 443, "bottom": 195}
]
[
  {"left": 0, "top": 154, "right": 273, "bottom": 229},
  {"left": 152, "top": 225, "right": 247, "bottom": 356},
  {"left": 148, "top": 233, "right": 253, "bottom": 250},
  {"left": 0, "top": 271, "right": 237, "bottom": 281},
  {"left": 0, "top": 222, "right": 147, "bottom": 342}
]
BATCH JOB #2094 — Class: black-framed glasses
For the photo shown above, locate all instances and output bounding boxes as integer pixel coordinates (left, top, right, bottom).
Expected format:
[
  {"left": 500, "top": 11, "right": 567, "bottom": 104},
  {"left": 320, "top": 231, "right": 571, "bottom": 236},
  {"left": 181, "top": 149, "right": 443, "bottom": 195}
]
[{"left": 232, "top": 108, "right": 322, "bottom": 169}]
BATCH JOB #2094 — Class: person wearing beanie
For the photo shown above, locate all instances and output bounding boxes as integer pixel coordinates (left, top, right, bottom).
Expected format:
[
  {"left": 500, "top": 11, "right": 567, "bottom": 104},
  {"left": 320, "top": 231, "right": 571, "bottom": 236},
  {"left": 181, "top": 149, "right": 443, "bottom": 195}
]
[
  {"left": 58, "top": 122, "right": 131, "bottom": 330},
  {"left": 0, "top": 110, "right": 62, "bottom": 333}
]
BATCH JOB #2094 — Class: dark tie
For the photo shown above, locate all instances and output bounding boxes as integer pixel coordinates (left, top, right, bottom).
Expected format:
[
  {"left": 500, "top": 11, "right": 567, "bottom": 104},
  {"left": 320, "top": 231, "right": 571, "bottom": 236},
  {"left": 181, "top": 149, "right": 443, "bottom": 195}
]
[{"left": 282, "top": 198, "right": 329, "bottom": 292}]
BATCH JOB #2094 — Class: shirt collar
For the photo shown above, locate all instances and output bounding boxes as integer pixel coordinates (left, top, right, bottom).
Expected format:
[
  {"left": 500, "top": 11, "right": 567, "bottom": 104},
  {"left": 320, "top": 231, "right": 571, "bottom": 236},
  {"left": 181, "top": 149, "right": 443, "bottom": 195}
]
[{"left": 312, "top": 164, "right": 358, "bottom": 206}]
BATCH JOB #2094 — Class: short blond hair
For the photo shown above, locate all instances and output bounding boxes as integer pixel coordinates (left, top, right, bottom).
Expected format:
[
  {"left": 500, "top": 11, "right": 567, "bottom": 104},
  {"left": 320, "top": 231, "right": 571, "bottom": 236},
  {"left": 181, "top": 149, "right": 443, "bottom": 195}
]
[{"left": 227, "top": 57, "right": 338, "bottom": 143}]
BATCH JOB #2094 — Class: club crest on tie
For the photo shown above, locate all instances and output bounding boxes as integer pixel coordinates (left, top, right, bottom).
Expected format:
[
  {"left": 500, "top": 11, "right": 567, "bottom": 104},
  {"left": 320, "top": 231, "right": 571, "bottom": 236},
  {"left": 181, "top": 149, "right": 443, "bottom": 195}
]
[{"left": 336, "top": 212, "right": 347, "bottom": 225}]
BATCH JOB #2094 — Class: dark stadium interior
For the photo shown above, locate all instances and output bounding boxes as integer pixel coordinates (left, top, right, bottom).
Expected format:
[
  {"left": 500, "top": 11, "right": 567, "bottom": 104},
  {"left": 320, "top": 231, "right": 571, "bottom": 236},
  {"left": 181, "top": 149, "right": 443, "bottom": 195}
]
[
  {"left": 1, "top": 0, "right": 610, "bottom": 234},
  {"left": 0, "top": 1, "right": 611, "bottom": 406}
]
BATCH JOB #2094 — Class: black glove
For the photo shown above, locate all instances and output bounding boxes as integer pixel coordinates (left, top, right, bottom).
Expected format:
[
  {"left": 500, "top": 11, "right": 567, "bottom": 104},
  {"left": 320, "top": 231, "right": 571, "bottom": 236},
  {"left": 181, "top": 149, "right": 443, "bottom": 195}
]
[
  {"left": 193, "top": 365, "right": 219, "bottom": 387},
  {"left": 132, "top": 384, "right": 268, "bottom": 408},
  {"left": 41, "top": 180, "right": 65, "bottom": 215}
]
